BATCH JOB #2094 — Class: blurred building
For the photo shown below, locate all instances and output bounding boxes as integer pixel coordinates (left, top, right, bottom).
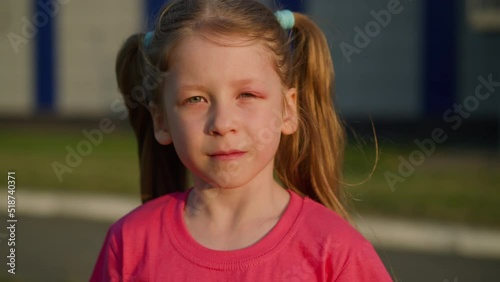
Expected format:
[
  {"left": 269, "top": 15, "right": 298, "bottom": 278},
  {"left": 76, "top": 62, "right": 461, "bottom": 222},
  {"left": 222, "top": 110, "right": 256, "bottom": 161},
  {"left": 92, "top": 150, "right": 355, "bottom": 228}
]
[{"left": 1, "top": 0, "right": 499, "bottom": 122}]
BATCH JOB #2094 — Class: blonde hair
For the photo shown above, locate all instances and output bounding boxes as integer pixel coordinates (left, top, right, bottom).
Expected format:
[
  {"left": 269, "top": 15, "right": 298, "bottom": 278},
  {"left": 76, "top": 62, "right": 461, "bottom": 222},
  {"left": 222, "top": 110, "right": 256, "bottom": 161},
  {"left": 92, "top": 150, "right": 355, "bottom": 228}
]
[{"left": 116, "top": 0, "right": 350, "bottom": 219}]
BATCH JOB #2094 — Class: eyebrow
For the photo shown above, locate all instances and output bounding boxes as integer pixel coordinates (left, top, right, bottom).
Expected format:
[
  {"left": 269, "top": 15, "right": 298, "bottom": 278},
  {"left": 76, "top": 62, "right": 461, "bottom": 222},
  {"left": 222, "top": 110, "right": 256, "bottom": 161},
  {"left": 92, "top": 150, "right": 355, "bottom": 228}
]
[
  {"left": 178, "top": 84, "right": 208, "bottom": 93},
  {"left": 178, "top": 79, "right": 262, "bottom": 93},
  {"left": 231, "top": 78, "right": 258, "bottom": 87}
]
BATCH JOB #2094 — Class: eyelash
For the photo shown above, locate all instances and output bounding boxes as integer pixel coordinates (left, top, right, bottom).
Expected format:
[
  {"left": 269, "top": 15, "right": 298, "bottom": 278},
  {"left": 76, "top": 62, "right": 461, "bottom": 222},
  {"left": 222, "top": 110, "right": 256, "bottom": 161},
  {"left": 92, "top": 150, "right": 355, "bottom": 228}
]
[{"left": 239, "top": 92, "right": 257, "bottom": 99}]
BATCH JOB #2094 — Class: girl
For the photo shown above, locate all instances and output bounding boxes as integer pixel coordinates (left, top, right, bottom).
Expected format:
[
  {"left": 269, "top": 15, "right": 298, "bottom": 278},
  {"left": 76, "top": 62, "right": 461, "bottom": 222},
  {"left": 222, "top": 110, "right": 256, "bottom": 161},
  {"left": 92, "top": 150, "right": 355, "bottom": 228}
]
[{"left": 91, "top": 0, "right": 392, "bottom": 281}]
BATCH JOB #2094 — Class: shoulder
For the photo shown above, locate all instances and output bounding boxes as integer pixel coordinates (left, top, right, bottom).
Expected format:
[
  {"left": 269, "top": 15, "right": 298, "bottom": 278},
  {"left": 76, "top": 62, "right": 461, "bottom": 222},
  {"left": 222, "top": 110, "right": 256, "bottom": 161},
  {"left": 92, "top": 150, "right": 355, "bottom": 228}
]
[
  {"left": 91, "top": 192, "right": 185, "bottom": 281},
  {"left": 292, "top": 194, "right": 373, "bottom": 259},
  {"left": 107, "top": 191, "right": 183, "bottom": 237},
  {"left": 293, "top": 195, "right": 392, "bottom": 281},
  {"left": 298, "top": 196, "right": 366, "bottom": 246}
]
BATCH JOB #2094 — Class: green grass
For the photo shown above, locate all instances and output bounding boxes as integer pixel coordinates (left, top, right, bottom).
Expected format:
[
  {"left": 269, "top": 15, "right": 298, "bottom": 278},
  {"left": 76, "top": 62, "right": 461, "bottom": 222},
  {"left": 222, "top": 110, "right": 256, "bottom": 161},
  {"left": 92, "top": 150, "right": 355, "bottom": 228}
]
[
  {"left": 343, "top": 140, "right": 500, "bottom": 227},
  {"left": 0, "top": 127, "right": 140, "bottom": 196},
  {"left": 1, "top": 127, "right": 500, "bottom": 227}
]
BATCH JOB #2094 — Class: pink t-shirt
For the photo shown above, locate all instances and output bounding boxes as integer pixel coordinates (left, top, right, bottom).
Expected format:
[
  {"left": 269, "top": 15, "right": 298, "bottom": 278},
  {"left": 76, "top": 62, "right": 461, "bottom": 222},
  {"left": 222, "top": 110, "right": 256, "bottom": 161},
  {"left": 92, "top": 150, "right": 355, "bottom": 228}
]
[{"left": 90, "top": 189, "right": 392, "bottom": 281}]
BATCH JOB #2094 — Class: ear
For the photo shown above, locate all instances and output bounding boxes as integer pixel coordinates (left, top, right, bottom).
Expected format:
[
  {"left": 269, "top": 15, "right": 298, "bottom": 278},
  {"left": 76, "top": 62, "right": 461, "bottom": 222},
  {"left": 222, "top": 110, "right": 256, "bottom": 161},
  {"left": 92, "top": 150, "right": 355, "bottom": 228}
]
[
  {"left": 281, "top": 87, "right": 298, "bottom": 135},
  {"left": 148, "top": 103, "right": 172, "bottom": 145}
]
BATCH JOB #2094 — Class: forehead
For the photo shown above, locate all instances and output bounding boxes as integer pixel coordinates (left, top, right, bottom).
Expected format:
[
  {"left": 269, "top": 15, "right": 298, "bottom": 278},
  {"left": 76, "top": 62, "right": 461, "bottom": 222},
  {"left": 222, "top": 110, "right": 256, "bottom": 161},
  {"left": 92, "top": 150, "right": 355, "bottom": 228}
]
[{"left": 167, "top": 35, "right": 280, "bottom": 85}]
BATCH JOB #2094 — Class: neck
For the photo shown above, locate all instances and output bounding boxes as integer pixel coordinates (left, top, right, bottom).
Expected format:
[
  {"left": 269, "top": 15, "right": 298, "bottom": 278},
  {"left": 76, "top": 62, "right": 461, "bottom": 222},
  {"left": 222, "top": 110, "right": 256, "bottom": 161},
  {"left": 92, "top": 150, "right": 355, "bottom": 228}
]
[{"left": 185, "top": 174, "right": 289, "bottom": 231}]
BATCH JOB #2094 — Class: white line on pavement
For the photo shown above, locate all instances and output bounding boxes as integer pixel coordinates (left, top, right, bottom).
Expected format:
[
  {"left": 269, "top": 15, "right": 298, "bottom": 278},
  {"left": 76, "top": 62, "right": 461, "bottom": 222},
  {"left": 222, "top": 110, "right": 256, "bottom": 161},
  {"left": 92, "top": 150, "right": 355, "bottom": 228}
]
[{"left": 3, "top": 189, "right": 500, "bottom": 259}]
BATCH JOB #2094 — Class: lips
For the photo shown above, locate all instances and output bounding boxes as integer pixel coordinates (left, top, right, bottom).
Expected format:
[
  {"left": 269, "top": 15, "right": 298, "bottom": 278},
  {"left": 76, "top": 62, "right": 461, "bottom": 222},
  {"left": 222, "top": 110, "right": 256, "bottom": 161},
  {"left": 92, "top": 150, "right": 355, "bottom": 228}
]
[{"left": 208, "top": 150, "right": 246, "bottom": 160}]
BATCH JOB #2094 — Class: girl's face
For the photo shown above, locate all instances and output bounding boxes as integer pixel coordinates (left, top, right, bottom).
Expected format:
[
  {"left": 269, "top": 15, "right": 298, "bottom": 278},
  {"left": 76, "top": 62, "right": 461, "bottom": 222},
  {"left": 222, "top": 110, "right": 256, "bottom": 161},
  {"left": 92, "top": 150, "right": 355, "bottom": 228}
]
[{"left": 151, "top": 35, "right": 297, "bottom": 189}]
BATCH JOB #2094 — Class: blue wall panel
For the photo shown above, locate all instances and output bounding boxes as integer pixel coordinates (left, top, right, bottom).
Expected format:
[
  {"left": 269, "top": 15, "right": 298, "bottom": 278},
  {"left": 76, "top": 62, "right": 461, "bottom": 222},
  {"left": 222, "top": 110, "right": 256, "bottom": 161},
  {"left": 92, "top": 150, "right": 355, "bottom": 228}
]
[{"left": 35, "top": 0, "right": 56, "bottom": 113}]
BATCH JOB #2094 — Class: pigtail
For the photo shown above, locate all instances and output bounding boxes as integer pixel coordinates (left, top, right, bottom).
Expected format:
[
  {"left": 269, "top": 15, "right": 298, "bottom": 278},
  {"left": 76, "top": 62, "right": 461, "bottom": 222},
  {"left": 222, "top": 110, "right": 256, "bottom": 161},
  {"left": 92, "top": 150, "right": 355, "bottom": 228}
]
[
  {"left": 115, "top": 33, "right": 187, "bottom": 203},
  {"left": 275, "top": 13, "right": 349, "bottom": 219}
]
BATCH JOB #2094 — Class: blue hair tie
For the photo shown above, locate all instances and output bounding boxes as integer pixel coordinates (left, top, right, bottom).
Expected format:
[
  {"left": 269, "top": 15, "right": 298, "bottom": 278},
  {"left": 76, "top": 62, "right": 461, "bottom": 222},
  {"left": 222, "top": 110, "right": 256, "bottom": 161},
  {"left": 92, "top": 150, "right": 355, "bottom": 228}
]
[
  {"left": 274, "top": 10, "right": 295, "bottom": 30},
  {"left": 144, "top": 31, "right": 154, "bottom": 48}
]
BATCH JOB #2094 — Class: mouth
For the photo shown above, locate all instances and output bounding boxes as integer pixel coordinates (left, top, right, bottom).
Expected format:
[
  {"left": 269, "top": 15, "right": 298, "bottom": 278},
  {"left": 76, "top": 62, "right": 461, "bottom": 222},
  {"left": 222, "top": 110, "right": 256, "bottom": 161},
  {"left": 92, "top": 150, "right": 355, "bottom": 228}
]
[{"left": 208, "top": 150, "right": 247, "bottom": 161}]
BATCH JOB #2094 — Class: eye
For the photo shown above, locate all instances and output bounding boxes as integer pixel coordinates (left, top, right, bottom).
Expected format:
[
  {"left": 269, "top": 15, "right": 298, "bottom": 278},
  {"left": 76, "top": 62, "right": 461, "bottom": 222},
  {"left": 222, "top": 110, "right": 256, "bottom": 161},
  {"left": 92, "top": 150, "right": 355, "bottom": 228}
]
[
  {"left": 186, "top": 96, "right": 206, "bottom": 104},
  {"left": 238, "top": 92, "right": 257, "bottom": 99}
]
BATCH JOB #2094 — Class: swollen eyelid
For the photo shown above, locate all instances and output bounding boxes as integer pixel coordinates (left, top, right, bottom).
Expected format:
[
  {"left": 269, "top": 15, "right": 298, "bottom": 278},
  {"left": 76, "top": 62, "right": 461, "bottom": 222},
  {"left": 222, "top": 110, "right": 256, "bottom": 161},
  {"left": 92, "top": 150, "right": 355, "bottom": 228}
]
[{"left": 239, "top": 93, "right": 258, "bottom": 99}]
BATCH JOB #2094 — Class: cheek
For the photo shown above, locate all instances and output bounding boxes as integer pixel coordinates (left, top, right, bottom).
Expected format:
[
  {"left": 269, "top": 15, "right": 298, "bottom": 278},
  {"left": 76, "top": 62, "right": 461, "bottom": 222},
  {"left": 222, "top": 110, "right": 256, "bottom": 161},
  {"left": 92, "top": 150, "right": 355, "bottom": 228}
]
[
  {"left": 247, "top": 108, "right": 283, "bottom": 149},
  {"left": 167, "top": 112, "right": 204, "bottom": 148},
  {"left": 252, "top": 102, "right": 283, "bottom": 131},
  {"left": 168, "top": 118, "right": 202, "bottom": 169}
]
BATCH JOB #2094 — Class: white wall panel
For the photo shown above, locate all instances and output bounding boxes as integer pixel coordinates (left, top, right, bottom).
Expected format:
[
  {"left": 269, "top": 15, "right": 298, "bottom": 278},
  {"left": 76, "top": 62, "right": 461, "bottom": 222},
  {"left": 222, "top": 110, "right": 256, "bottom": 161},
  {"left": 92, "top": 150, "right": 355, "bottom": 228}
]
[
  {"left": 58, "top": 0, "right": 142, "bottom": 117},
  {"left": 0, "top": 1, "right": 34, "bottom": 116}
]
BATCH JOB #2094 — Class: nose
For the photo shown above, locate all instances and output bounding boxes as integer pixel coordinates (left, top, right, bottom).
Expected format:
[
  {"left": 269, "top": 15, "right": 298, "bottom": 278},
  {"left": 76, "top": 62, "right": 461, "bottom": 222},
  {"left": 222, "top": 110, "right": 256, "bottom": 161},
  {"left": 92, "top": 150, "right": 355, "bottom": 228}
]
[{"left": 206, "top": 102, "right": 237, "bottom": 136}]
